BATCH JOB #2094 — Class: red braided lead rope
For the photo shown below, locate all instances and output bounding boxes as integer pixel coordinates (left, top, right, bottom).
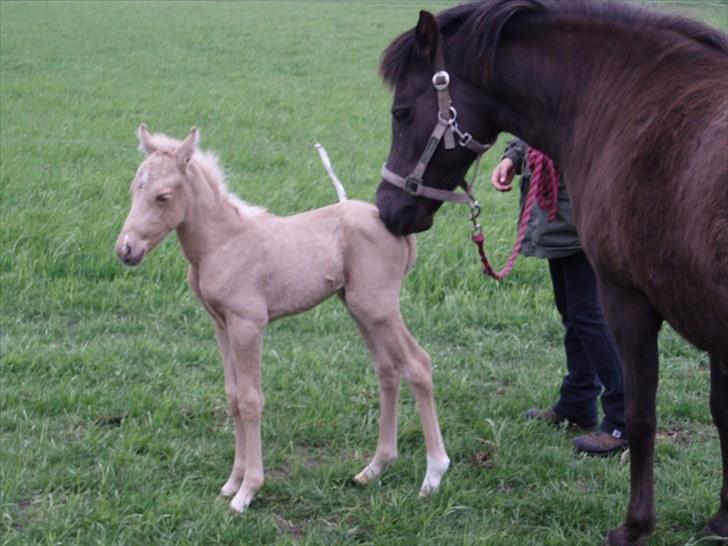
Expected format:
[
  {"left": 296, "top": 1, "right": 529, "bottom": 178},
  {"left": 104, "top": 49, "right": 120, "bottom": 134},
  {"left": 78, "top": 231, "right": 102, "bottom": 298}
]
[
  {"left": 529, "top": 147, "right": 560, "bottom": 222},
  {"left": 471, "top": 148, "right": 560, "bottom": 280}
]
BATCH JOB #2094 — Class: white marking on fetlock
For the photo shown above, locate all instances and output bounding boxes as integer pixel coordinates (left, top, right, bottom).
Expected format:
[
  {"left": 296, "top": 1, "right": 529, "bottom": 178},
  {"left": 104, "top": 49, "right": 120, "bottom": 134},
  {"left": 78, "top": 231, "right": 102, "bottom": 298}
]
[
  {"left": 419, "top": 455, "right": 450, "bottom": 497},
  {"left": 229, "top": 487, "right": 256, "bottom": 513},
  {"left": 354, "top": 463, "right": 381, "bottom": 485},
  {"left": 354, "top": 453, "right": 396, "bottom": 485},
  {"left": 220, "top": 476, "right": 243, "bottom": 498}
]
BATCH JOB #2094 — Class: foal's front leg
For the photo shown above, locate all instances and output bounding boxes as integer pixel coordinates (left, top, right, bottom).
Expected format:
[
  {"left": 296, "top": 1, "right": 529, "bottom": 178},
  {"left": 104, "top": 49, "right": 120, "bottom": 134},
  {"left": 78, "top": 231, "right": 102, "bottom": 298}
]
[
  {"left": 225, "top": 313, "right": 266, "bottom": 513},
  {"left": 353, "top": 329, "right": 401, "bottom": 486},
  {"left": 214, "top": 326, "right": 247, "bottom": 498}
]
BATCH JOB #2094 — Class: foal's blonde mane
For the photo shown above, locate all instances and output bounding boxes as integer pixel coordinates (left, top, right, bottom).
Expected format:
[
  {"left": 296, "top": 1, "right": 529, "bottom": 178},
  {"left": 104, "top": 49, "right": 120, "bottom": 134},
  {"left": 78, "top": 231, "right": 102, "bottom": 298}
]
[{"left": 142, "top": 130, "right": 266, "bottom": 219}]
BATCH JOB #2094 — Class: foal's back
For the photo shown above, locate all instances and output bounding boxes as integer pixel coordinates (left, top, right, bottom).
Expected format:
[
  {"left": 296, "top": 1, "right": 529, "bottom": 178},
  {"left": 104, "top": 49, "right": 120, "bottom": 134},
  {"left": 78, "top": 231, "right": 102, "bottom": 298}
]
[{"left": 203, "top": 200, "right": 415, "bottom": 322}]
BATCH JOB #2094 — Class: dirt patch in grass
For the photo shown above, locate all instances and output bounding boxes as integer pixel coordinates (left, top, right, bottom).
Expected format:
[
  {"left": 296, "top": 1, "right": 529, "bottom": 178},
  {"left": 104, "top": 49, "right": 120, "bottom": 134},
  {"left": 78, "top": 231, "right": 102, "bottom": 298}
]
[{"left": 273, "top": 513, "right": 305, "bottom": 539}]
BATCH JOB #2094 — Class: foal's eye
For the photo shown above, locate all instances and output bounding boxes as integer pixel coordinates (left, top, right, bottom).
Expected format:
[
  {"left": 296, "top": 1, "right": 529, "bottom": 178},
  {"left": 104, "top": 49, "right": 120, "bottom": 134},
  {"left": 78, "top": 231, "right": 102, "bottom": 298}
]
[
  {"left": 156, "top": 193, "right": 170, "bottom": 203},
  {"left": 391, "top": 106, "right": 412, "bottom": 123}
]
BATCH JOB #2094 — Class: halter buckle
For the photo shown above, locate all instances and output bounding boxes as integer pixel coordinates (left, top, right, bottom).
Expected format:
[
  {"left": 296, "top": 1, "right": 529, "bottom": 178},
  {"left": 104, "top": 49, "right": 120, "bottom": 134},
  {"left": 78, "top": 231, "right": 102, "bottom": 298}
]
[
  {"left": 458, "top": 132, "right": 473, "bottom": 148},
  {"left": 404, "top": 175, "right": 422, "bottom": 196},
  {"left": 432, "top": 70, "right": 450, "bottom": 91}
]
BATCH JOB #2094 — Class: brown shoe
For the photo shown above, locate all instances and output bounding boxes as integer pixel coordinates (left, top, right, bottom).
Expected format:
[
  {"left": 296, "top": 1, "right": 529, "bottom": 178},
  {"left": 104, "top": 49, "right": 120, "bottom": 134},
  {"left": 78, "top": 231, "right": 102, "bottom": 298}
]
[
  {"left": 574, "top": 430, "right": 628, "bottom": 456},
  {"left": 525, "top": 408, "right": 596, "bottom": 430}
]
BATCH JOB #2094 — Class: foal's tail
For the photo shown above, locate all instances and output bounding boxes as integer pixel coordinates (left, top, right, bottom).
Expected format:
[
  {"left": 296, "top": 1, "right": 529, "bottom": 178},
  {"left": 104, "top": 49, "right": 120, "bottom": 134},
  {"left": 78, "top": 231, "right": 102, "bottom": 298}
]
[{"left": 315, "top": 144, "right": 348, "bottom": 202}]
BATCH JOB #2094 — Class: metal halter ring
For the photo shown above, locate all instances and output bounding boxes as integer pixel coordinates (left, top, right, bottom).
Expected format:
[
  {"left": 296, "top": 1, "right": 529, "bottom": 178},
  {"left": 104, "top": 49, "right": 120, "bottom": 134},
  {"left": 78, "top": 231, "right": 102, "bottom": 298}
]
[
  {"left": 432, "top": 70, "right": 450, "bottom": 91},
  {"left": 439, "top": 106, "right": 457, "bottom": 124}
]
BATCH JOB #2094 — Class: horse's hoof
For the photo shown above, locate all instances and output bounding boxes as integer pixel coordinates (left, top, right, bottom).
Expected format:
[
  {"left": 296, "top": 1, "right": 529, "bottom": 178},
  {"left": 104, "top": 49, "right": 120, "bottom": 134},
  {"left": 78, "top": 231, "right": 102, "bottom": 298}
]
[
  {"left": 698, "top": 518, "right": 728, "bottom": 542},
  {"left": 603, "top": 526, "right": 649, "bottom": 546}
]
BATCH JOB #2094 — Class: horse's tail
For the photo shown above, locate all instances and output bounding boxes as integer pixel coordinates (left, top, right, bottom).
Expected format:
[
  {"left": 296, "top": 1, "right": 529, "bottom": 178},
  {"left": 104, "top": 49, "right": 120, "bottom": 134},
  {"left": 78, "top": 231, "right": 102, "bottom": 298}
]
[
  {"left": 403, "top": 234, "right": 417, "bottom": 276},
  {"left": 315, "top": 144, "right": 348, "bottom": 202}
]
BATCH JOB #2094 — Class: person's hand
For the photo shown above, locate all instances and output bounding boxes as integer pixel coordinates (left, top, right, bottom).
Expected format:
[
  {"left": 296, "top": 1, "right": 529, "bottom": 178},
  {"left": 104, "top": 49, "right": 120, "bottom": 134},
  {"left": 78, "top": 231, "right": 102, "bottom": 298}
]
[{"left": 491, "top": 157, "right": 515, "bottom": 192}]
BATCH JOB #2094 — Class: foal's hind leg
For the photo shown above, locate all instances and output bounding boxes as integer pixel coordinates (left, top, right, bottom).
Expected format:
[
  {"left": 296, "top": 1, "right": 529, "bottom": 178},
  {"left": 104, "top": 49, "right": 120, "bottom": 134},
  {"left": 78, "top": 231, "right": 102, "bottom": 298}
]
[
  {"left": 703, "top": 355, "right": 728, "bottom": 539},
  {"left": 346, "top": 298, "right": 449, "bottom": 495},
  {"left": 214, "top": 326, "right": 247, "bottom": 498}
]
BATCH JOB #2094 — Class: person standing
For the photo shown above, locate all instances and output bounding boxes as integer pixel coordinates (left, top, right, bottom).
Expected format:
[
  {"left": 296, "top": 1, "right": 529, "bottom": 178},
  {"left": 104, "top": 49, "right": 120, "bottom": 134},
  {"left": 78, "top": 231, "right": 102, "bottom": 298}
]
[{"left": 491, "top": 138, "right": 628, "bottom": 456}]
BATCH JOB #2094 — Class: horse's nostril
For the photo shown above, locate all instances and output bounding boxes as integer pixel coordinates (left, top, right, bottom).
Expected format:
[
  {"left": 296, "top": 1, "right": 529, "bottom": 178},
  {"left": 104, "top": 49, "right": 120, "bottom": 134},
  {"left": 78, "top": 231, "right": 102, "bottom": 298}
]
[{"left": 123, "top": 243, "right": 132, "bottom": 258}]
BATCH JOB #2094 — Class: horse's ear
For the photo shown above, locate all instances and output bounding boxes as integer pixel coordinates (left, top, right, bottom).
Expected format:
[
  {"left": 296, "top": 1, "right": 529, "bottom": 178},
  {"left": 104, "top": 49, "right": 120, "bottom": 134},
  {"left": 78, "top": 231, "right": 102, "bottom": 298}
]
[
  {"left": 137, "top": 123, "right": 155, "bottom": 155},
  {"left": 414, "top": 10, "right": 439, "bottom": 64},
  {"left": 175, "top": 127, "right": 198, "bottom": 172}
]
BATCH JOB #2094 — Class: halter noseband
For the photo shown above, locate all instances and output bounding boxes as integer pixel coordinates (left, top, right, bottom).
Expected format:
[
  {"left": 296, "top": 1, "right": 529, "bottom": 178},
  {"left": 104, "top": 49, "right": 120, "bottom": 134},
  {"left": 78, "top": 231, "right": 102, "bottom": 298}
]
[{"left": 380, "top": 41, "right": 491, "bottom": 204}]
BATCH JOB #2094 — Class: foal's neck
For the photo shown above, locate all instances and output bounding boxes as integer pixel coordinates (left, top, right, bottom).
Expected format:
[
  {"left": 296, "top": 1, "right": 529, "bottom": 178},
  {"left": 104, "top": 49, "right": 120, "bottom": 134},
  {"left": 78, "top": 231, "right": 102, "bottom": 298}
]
[{"left": 176, "top": 163, "right": 256, "bottom": 268}]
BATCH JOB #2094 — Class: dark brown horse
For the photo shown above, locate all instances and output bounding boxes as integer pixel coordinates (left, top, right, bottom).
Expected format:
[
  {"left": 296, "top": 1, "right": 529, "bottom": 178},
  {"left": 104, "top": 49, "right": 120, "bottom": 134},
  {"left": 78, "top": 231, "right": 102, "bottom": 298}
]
[{"left": 374, "top": 1, "right": 728, "bottom": 544}]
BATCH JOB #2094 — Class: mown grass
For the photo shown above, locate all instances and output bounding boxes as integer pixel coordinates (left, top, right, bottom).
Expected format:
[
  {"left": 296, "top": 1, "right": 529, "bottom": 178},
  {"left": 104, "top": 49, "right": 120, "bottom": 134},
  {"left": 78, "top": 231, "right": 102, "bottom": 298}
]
[{"left": 1, "top": 1, "right": 726, "bottom": 545}]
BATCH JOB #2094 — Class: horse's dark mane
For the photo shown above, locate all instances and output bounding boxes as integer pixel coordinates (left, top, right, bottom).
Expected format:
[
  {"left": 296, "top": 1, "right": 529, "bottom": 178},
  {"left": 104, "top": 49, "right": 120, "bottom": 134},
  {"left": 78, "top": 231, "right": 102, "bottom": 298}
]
[{"left": 379, "top": 0, "right": 728, "bottom": 86}]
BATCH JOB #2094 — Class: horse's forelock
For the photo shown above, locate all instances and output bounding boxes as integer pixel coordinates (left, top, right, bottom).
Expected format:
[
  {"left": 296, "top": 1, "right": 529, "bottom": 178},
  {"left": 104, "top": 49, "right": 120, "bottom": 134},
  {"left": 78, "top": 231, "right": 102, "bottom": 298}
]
[
  {"left": 379, "top": 30, "right": 415, "bottom": 89},
  {"left": 378, "top": 3, "right": 477, "bottom": 87}
]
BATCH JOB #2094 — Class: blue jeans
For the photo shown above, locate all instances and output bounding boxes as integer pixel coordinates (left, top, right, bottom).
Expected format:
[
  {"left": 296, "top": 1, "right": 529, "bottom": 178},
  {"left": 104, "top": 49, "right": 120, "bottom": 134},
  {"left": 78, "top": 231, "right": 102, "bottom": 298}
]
[{"left": 548, "top": 252, "right": 626, "bottom": 437}]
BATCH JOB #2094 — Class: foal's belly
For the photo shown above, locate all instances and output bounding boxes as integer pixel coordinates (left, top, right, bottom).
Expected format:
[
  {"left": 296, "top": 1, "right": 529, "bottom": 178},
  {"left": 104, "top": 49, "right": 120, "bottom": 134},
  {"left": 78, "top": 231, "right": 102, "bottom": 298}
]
[
  {"left": 265, "top": 267, "right": 344, "bottom": 321},
  {"left": 262, "top": 239, "right": 345, "bottom": 322}
]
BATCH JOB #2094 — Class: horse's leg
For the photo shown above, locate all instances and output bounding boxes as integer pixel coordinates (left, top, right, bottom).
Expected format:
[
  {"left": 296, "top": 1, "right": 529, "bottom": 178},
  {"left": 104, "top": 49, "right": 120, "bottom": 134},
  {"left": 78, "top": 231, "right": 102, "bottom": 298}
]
[
  {"left": 703, "top": 354, "right": 728, "bottom": 538},
  {"left": 345, "top": 294, "right": 449, "bottom": 494},
  {"left": 598, "top": 283, "right": 663, "bottom": 546},
  {"left": 225, "top": 313, "right": 266, "bottom": 514},
  {"left": 345, "top": 308, "right": 401, "bottom": 485},
  {"left": 397, "top": 323, "right": 450, "bottom": 496},
  {"left": 214, "top": 326, "right": 247, "bottom": 498}
]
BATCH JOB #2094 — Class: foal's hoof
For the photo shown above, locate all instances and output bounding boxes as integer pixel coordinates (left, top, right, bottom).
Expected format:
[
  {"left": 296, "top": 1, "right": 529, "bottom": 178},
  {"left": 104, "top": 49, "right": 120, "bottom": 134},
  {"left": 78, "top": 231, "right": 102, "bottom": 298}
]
[
  {"left": 229, "top": 489, "right": 255, "bottom": 514},
  {"left": 220, "top": 478, "right": 243, "bottom": 498},
  {"left": 353, "top": 465, "right": 379, "bottom": 485},
  {"left": 418, "top": 455, "right": 450, "bottom": 497},
  {"left": 418, "top": 481, "right": 440, "bottom": 497}
]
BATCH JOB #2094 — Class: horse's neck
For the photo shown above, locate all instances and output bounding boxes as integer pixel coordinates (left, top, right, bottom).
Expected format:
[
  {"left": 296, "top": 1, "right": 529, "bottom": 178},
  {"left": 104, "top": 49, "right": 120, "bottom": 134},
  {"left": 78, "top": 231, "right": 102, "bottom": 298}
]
[
  {"left": 485, "top": 18, "right": 682, "bottom": 164},
  {"left": 176, "top": 165, "right": 254, "bottom": 268}
]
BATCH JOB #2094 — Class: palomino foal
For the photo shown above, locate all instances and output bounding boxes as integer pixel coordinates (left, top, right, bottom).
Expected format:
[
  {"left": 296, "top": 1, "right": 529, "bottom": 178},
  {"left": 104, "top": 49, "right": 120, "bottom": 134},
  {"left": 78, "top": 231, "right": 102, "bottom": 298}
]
[{"left": 115, "top": 126, "right": 449, "bottom": 513}]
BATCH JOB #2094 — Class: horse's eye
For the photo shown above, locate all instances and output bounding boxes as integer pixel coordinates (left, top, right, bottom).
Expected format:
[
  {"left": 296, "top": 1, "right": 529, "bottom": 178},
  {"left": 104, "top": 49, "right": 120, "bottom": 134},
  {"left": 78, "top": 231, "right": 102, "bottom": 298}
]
[
  {"left": 156, "top": 193, "right": 170, "bottom": 203},
  {"left": 391, "top": 106, "right": 412, "bottom": 123}
]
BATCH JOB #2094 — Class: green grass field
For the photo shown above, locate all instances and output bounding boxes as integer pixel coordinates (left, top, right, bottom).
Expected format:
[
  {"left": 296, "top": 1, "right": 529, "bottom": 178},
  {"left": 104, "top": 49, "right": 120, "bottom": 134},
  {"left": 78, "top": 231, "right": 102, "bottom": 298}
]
[{"left": 2, "top": 1, "right": 726, "bottom": 545}]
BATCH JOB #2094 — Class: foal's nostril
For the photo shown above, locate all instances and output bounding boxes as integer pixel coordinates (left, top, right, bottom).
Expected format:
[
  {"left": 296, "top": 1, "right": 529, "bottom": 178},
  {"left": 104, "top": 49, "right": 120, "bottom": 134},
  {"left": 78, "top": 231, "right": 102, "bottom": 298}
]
[{"left": 123, "top": 243, "right": 132, "bottom": 258}]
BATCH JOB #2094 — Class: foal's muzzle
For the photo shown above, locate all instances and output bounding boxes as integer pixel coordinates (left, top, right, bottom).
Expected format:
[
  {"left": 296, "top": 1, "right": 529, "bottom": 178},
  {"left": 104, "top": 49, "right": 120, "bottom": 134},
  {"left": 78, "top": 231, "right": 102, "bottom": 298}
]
[{"left": 116, "top": 235, "right": 146, "bottom": 267}]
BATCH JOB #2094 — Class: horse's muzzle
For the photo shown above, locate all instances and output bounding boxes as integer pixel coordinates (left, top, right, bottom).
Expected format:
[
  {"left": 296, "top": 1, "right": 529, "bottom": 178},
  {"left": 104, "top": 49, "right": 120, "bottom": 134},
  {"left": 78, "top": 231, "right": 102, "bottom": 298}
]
[{"left": 376, "top": 183, "right": 435, "bottom": 235}]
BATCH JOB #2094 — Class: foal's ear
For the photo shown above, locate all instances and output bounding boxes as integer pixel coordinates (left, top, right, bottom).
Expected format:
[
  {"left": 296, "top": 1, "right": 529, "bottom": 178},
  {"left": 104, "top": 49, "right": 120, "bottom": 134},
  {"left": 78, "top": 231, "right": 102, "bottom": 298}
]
[
  {"left": 175, "top": 127, "right": 198, "bottom": 172},
  {"left": 414, "top": 10, "right": 439, "bottom": 64},
  {"left": 137, "top": 123, "right": 155, "bottom": 155}
]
